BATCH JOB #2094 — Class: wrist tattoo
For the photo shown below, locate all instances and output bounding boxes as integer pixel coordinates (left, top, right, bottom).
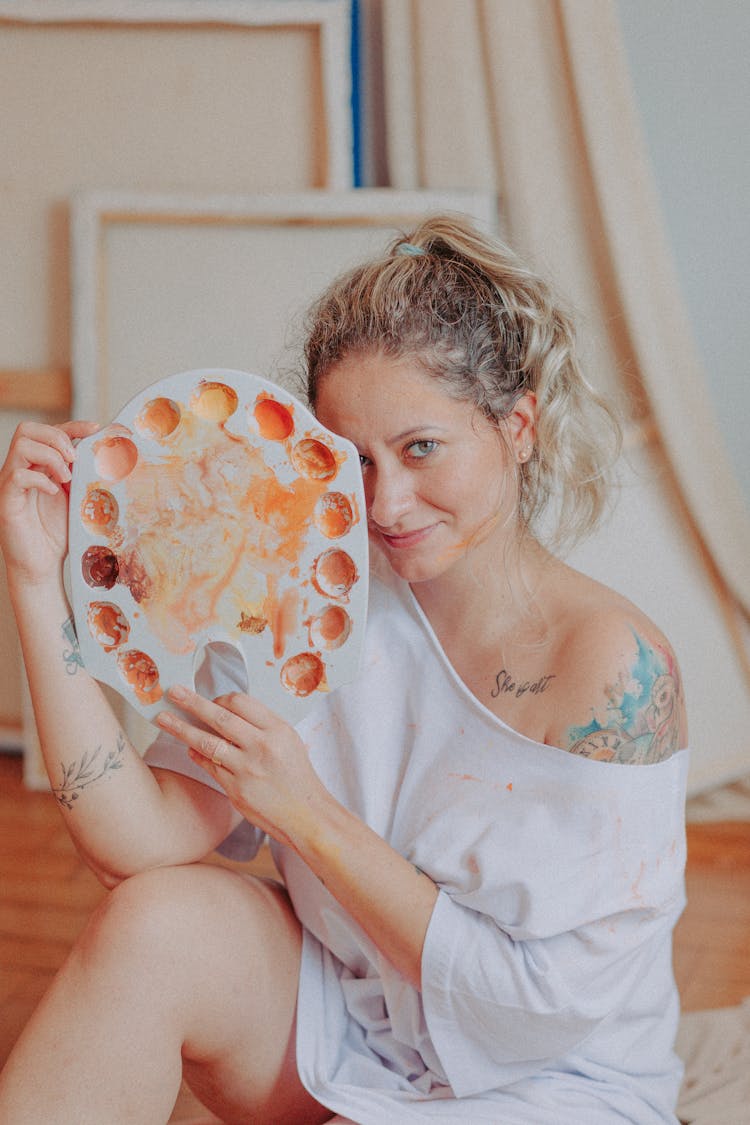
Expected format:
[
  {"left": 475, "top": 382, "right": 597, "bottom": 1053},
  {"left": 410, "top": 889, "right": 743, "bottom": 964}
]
[
  {"left": 61, "top": 616, "right": 84, "bottom": 676},
  {"left": 52, "top": 732, "right": 126, "bottom": 809}
]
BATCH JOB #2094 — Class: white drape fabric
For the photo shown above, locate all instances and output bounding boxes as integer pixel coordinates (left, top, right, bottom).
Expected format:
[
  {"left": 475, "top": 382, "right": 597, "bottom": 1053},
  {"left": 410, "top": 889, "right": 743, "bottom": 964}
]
[{"left": 380, "top": 0, "right": 750, "bottom": 618}]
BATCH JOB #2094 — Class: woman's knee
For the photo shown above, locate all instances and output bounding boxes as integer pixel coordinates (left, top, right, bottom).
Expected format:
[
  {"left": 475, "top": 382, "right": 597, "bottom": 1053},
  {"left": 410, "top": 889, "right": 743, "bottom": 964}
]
[{"left": 76, "top": 864, "right": 296, "bottom": 980}]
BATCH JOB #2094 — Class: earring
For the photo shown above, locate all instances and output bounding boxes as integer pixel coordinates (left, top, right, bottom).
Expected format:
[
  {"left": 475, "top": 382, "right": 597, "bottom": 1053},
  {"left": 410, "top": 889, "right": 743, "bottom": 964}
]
[{"left": 518, "top": 446, "right": 532, "bottom": 463}]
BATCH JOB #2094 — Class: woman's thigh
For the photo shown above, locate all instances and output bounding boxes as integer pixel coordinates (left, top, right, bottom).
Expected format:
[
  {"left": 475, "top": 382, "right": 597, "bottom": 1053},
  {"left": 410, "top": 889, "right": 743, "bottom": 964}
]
[{"left": 91, "top": 862, "right": 332, "bottom": 1125}]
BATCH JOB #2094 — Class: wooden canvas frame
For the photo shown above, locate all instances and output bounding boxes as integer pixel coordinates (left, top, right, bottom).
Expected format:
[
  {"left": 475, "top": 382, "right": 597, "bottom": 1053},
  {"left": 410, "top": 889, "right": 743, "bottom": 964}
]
[
  {"left": 70, "top": 188, "right": 499, "bottom": 419},
  {"left": 0, "top": 0, "right": 353, "bottom": 190},
  {"left": 0, "top": 0, "right": 355, "bottom": 415}
]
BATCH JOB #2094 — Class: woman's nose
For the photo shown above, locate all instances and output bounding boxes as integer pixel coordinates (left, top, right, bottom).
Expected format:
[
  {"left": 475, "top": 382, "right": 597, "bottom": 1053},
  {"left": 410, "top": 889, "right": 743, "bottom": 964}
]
[{"left": 367, "top": 466, "right": 414, "bottom": 528}]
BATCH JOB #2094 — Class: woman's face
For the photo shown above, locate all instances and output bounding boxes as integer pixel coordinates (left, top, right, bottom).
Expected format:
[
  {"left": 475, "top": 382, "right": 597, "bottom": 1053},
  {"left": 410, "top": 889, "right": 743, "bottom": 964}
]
[{"left": 315, "top": 352, "right": 525, "bottom": 586}]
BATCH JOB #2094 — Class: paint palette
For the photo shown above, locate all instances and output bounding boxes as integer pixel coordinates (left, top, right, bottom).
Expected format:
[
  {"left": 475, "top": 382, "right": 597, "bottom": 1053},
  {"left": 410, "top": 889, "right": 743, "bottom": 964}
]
[{"left": 68, "top": 369, "right": 368, "bottom": 725}]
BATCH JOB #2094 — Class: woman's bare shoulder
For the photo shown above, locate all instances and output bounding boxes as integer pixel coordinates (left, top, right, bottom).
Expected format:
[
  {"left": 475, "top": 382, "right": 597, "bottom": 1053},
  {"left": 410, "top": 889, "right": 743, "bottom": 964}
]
[{"left": 544, "top": 570, "right": 688, "bottom": 763}]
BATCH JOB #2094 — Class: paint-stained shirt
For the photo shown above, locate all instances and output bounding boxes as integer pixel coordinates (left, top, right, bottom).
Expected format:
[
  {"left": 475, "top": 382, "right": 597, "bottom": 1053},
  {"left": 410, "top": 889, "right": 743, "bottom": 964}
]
[{"left": 146, "top": 564, "right": 689, "bottom": 1124}]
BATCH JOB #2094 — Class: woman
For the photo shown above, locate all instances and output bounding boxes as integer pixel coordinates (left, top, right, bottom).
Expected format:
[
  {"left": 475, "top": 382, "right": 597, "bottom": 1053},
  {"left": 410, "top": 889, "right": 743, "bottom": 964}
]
[{"left": 0, "top": 215, "right": 689, "bottom": 1123}]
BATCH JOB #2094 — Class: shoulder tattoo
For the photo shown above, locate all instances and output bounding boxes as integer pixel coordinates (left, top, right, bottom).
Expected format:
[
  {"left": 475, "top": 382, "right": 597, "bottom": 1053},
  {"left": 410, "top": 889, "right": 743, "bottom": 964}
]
[{"left": 566, "top": 631, "right": 682, "bottom": 765}]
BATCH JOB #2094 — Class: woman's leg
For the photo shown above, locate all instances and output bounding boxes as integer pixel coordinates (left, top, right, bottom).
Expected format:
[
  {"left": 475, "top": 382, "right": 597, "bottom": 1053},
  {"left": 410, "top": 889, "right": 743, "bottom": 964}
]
[{"left": 0, "top": 863, "right": 332, "bottom": 1125}]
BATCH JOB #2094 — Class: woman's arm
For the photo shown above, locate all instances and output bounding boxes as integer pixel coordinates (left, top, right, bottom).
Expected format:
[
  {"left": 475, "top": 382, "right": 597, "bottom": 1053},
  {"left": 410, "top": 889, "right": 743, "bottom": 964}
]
[
  {"left": 156, "top": 685, "right": 438, "bottom": 988},
  {"left": 0, "top": 423, "right": 238, "bottom": 882}
]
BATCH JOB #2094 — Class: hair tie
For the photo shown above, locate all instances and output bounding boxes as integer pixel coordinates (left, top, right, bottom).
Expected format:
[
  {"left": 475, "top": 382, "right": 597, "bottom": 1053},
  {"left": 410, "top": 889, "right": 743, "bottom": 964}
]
[{"left": 395, "top": 242, "right": 425, "bottom": 257}]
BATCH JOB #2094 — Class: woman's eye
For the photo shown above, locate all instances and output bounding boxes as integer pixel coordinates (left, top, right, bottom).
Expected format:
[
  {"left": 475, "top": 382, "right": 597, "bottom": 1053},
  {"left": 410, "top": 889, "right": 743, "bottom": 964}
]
[
  {"left": 406, "top": 440, "right": 438, "bottom": 460},
  {"left": 358, "top": 453, "right": 371, "bottom": 469}
]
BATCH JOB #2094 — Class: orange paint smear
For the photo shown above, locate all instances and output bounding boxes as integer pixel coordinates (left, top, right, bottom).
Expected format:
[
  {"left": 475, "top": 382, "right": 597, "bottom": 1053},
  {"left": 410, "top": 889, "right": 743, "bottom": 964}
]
[
  {"left": 265, "top": 577, "right": 300, "bottom": 660},
  {"left": 120, "top": 413, "right": 332, "bottom": 656}
]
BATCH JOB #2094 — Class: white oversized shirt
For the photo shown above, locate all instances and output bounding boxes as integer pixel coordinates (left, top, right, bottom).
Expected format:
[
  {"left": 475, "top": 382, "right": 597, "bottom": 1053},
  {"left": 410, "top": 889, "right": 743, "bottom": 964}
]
[{"left": 146, "top": 564, "right": 689, "bottom": 1124}]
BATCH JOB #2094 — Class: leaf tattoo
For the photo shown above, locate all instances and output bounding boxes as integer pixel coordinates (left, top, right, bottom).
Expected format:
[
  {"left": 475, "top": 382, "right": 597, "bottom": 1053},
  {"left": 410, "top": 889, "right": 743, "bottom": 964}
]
[{"left": 52, "top": 732, "right": 126, "bottom": 809}]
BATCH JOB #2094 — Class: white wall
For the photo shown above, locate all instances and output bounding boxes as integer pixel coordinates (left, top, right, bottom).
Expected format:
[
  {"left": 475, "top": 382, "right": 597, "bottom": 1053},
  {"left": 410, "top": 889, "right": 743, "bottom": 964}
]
[{"left": 616, "top": 0, "right": 750, "bottom": 506}]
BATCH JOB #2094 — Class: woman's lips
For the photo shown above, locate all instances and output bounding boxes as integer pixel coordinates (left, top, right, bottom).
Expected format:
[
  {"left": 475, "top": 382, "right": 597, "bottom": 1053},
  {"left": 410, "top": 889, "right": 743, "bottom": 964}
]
[{"left": 377, "top": 524, "right": 437, "bottom": 550}]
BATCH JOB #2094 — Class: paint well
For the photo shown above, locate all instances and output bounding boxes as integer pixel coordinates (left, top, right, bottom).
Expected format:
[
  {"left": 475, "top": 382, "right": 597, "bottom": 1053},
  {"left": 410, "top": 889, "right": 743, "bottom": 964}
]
[
  {"left": 253, "top": 396, "right": 294, "bottom": 441},
  {"left": 314, "top": 492, "right": 353, "bottom": 538},
  {"left": 81, "top": 487, "right": 119, "bottom": 535},
  {"left": 190, "top": 381, "right": 238, "bottom": 422},
  {"left": 93, "top": 435, "right": 139, "bottom": 482},
  {"left": 135, "top": 397, "right": 181, "bottom": 439},
  {"left": 116, "top": 649, "right": 162, "bottom": 704},
  {"left": 82, "top": 546, "right": 119, "bottom": 589},
  {"left": 312, "top": 549, "right": 357, "bottom": 599},
  {"left": 310, "top": 605, "right": 351, "bottom": 650},
  {"left": 87, "top": 602, "right": 130, "bottom": 651},
  {"left": 292, "top": 438, "right": 338, "bottom": 481},
  {"left": 280, "top": 651, "right": 325, "bottom": 696}
]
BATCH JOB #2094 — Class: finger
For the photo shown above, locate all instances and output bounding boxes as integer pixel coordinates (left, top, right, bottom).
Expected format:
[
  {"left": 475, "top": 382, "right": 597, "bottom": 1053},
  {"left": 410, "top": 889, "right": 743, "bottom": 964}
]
[
  {"left": 155, "top": 707, "right": 238, "bottom": 773},
  {"left": 166, "top": 684, "right": 261, "bottom": 743},
  {"left": 58, "top": 420, "right": 101, "bottom": 440},
  {"left": 8, "top": 466, "right": 63, "bottom": 497},
  {"left": 12, "top": 433, "right": 75, "bottom": 483},
  {"left": 212, "top": 690, "right": 278, "bottom": 731}
]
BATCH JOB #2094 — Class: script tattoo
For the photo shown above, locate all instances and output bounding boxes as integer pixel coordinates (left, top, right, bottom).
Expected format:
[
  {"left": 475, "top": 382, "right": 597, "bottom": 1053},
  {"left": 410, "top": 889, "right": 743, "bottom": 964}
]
[
  {"left": 491, "top": 668, "right": 556, "bottom": 700},
  {"left": 52, "top": 732, "right": 126, "bottom": 809},
  {"left": 567, "top": 631, "right": 681, "bottom": 765},
  {"left": 61, "top": 616, "right": 84, "bottom": 675}
]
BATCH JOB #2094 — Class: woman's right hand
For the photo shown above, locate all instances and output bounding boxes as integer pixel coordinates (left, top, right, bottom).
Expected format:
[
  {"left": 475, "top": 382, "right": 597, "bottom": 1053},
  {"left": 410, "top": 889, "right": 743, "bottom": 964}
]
[{"left": 0, "top": 420, "right": 100, "bottom": 586}]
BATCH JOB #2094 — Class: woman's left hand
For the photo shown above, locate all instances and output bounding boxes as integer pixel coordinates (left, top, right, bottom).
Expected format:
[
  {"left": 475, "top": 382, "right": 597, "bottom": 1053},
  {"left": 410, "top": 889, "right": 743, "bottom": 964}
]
[{"left": 155, "top": 685, "right": 329, "bottom": 849}]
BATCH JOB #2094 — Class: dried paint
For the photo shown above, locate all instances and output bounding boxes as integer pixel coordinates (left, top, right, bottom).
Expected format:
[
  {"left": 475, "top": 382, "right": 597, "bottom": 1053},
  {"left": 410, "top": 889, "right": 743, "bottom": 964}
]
[
  {"left": 82, "top": 546, "right": 119, "bottom": 589},
  {"left": 310, "top": 605, "right": 351, "bottom": 651},
  {"left": 135, "top": 397, "right": 181, "bottom": 439},
  {"left": 93, "top": 435, "right": 139, "bottom": 482},
  {"left": 116, "top": 649, "right": 162, "bottom": 704},
  {"left": 280, "top": 652, "right": 324, "bottom": 696},
  {"left": 267, "top": 584, "right": 300, "bottom": 660},
  {"left": 312, "top": 549, "right": 357, "bottom": 599},
  {"left": 253, "top": 396, "right": 294, "bottom": 441},
  {"left": 291, "top": 438, "right": 337, "bottom": 481},
  {"left": 237, "top": 611, "right": 267, "bottom": 635},
  {"left": 81, "top": 487, "right": 119, "bottom": 535},
  {"left": 189, "top": 381, "right": 238, "bottom": 422},
  {"left": 314, "top": 492, "right": 353, "bottom": 539},
  {"left": 117, "top": 413, "right": 333, "bottom": 655},
  {"left": 87, "top": 601, "right": 130, "bottom": 651}
]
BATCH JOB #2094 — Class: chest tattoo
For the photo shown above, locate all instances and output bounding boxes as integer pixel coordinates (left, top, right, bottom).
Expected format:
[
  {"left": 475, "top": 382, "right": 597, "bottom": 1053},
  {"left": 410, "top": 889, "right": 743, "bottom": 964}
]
[{"left": 490, "top": 668, "right": 556, "bottom": 700}]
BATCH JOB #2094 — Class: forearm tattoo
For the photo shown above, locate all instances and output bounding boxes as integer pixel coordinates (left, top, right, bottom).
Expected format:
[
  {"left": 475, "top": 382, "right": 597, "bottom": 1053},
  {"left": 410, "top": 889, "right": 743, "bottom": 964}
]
[
  {"left": 567, "top": 631, "right": 682, "bottom": 764},
  {"left": 61, "top": 616, "right": 84, "bottom": 675},
  {"left": 52, "top": 732, "right": 126, "bottom": 809}
]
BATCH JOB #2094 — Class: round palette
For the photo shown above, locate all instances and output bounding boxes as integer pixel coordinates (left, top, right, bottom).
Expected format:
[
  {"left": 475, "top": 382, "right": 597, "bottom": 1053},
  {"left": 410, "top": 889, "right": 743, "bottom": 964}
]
[{"left": 68, "top": 369, "right": 368, "bottom": 725}]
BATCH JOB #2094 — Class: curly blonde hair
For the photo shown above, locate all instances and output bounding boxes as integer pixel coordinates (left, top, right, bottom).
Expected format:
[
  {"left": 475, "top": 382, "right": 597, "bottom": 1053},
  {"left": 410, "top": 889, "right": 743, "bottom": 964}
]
[{"left": 304, "top": 213, "right": 621, "bottom": 552}]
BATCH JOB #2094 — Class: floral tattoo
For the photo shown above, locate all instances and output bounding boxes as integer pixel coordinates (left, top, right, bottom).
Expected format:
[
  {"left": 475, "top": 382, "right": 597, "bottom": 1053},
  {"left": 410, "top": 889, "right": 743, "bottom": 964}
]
[
  {"left": 567, "top": 631, "right": 682, "bottom": 764},
  {"left": 52, "top": 733, "right": 126, "bottom": 809}
]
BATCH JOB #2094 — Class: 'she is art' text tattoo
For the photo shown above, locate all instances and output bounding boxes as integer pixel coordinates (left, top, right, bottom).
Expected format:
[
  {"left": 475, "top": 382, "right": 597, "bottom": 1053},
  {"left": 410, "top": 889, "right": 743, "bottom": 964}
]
[
  {"left": 52, "top": 732, "right": 126, "bottom": 809},
  {"left": 61, "top": 616, "right": 84, "bottom": 676},
  {"left": 491, "top": 668, "right": 556, "bottom": 700}
]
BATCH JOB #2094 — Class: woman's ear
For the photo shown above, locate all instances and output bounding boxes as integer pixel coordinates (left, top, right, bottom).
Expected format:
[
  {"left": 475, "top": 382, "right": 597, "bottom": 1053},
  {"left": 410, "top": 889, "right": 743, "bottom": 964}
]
[{"left": 507, "top": 392, "right": 538, "bottom": 463}]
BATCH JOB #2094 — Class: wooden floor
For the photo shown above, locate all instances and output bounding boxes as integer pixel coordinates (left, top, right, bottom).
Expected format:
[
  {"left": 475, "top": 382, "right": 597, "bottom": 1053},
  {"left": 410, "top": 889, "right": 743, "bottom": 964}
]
[{"left": 2, "top": 753, "right": 750, "bottom": 1122}]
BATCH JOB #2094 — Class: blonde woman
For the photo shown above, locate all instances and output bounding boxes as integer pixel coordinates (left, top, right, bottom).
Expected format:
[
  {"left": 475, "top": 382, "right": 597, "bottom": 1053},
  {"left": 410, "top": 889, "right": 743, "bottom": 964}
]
[{"left": 0, "top": 216, "right": 688, "bottom": 1123}]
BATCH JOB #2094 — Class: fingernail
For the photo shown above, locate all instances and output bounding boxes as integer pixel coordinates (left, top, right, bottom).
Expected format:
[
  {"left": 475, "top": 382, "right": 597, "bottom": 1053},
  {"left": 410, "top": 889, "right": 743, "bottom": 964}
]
[{"left": 168, "top": 684, "right": 188, "bottom": 701}]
